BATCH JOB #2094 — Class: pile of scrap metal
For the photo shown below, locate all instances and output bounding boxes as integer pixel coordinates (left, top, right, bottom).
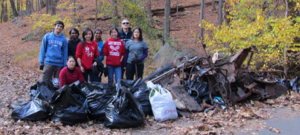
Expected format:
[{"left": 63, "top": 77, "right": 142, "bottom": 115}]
[{"left": 144, "top": 47, "right": 288, "bottom": 116}]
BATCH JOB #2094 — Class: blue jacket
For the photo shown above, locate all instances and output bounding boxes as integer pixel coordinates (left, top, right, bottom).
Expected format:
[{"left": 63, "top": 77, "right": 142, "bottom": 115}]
[
  {"left": 98, "top": 41, "right": 104, "bottom": 61},
  {"left": 39, "top": 31, "right": 68, "bottom": 67}
]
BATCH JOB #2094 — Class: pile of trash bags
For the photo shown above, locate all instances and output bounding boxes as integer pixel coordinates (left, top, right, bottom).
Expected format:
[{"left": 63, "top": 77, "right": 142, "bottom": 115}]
[{"left": 12, "top": 79, "right": 176, "bottom": 127}]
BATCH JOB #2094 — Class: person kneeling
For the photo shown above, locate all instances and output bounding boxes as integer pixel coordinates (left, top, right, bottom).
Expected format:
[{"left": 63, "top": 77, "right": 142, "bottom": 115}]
[{"left": 59, "top": 56, "right": 85, "bottom": 88}]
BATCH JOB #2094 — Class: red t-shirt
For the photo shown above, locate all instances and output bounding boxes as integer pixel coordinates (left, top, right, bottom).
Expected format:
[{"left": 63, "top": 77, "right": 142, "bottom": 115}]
[
  {"left": 103, "top": 37, "right": 125, "bottom": 66},
  {"left": 59, "top": 67, "right": 85, "bottom": 88},
  {"left": 75, "top": 40, "right": 100, "bottom": 70}
]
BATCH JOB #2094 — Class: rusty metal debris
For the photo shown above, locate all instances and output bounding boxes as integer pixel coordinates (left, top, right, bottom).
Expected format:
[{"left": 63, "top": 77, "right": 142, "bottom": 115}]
[{"left": 146, "top": 46, "right": 288, "bottom": 113}]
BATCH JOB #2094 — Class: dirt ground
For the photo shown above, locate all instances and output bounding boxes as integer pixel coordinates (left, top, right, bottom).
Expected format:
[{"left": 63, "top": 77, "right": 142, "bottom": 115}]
[{"left": 0, "top": 0, "right": 300, "bottom": 134}]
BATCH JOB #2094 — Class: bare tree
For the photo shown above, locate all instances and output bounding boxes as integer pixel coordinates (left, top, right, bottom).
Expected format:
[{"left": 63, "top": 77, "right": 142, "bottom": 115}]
[
  {"left": 147, "top": 0, "right": 152, "bottom": 24},
  {"left": 72, "top": 0, "right": 76, "bottom": 27},
  {"left": 112, "top": 0, "right": 118, "bottom": 28},
  {"left": 2, "top": 0, "right": 8, "bottom": 22},
  {"left": 9, "top": 0, "right": 18, "bottom": 17},
  {"left": 176, "top": 0, "right": 178, "bottom": 19},
  {"left": 40, "top": 0, "right": 45, "bottom": 9},
  {"left": 218, "top": 0, "right": 223, "bottom": 25},
  {"left": 51, "top": 0, "right": 58, "bottom": 15},
  {"left": 95, "top": 0, "right": 98, "bottom": 29},
  {"left": 16, "top": 0, "right": 20, "bottom": 11},
  {"left": 46, "top": 0, "right": 49, "bottom": 14},
  {"left": 199, "top": 0, "right": 204, "bottom": 44},
  {"left": 164, "top": 0, "right": 170, "bottom": 41},
  {"left": 212, "top": 0, "right": 216, "bottom": 11}
]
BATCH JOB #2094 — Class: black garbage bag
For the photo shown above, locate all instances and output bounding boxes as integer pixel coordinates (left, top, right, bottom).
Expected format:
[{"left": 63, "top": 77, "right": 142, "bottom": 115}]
[
  {"left": 50, "top": 85, "right": 88, "bottom": 126},
  {"left": 290, "top": 77, "right": 300, "bottom": 92},
  {"left": 275, "top": 78, "right": 290, "bottom": 89},
  {"left": 29, "top": 80, "right": 55, "bottom": 102},
  {"left": 86, "top": 82, "right": 116, "bottom": 121},
  {"left": 184, "top": 78, "right": 210, "bottom": 104},
  {"left": 104, "top": 85, "right": 145, "bottom": 128},
  {"left": 116, "top": 79, "right": 152, "bottom": 116},
  {"left": 11, "top": 92, "right": 50, "bottom": 121}
]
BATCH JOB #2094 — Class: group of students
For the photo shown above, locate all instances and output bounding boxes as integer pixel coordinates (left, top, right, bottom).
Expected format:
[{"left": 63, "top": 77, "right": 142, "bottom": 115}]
[{"left": 38, "top": 19, "right": 148, "bottom": 88}]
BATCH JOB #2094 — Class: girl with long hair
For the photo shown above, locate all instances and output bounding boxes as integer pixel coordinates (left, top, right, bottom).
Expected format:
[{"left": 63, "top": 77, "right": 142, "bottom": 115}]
[{"left": 75, "top": 28, "right": 100, "bottom": 82}]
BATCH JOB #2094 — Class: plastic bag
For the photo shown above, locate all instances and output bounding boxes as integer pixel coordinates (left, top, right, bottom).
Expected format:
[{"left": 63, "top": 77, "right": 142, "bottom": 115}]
[
  {"left": 29, "top": 80, "right": 56, "bottom": 102},
  {"left": 50, "top": 85, "right": 88, "bottom": 126},
  {"left": 184, "top": 78, "right": 210, "bottom": 105},
  {"left": 86, "top": 82, "right": 116, "bottom": 121},
  {"left": 104, "top": 83, "right": 145, "bottom": 128},
  {"left": 11, "top": 92, "right": 50, "bottom": 121},
  {"left": 116, "top": 79, "right": 152, "bottom": 116},
  {"left": 147, "top": 81, "right": 178, "bottom": 122},
  {"left": 290, "top": 77, "right": 300, "bottom": 92}
]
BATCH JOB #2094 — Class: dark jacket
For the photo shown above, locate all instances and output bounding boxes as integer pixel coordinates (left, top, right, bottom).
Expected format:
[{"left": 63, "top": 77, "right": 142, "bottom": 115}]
[
  {"left": 118, "top": 28, "right": 133, "bottom": 44},
  {"left": 68, "top": 38, "right": 81, "bottom": 67}
]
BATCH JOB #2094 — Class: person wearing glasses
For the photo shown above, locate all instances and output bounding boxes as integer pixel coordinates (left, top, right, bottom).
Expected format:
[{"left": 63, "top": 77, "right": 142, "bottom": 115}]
[{"left": 119, "top": 19, "right": 133, "bottom": 79}]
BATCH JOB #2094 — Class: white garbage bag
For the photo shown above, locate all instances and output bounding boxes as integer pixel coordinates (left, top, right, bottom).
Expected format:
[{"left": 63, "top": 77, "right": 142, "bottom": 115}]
[{"left": 147, "top": 81, "right": 178, "bottom": 122}]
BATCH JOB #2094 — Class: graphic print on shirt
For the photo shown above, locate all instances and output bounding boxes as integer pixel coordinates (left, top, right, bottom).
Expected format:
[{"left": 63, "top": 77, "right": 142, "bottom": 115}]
[
  {"left": 85, "top": 46, "right": 94, "bottom": 57},
  {"left": 108, "top": 41, "right": 121, "bottom": 56}
]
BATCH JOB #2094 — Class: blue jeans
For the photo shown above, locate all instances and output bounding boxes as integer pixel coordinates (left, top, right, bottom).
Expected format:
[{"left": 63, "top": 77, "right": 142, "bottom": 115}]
[{"left": 107, "top": 65, "right": 122, "bottom": 85}]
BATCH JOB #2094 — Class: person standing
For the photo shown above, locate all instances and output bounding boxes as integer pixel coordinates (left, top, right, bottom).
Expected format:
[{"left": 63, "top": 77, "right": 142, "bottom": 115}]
[
  {"left": 68, "top": 28, "right": 81, "bottom": 67},
  {"left": 124, "top": 27, "right": 148, "bottom": 80},
  {"left": 118, "top": 19, "right": 133, "bottom": 79},
  {"left": 94, "top": 28, "right": 104, "bottom": 82},
  {"left": 59, "top": 56, "right": 85, "bottom": 88},
  {"left": 39, "top": 20, "right": 68, "bottom": 81},
  {"left": 75, "top": 28, "right": 100, "bottom": 82},
  {"left": 103, "top": 27, "right": 125, "bottom": 85}
]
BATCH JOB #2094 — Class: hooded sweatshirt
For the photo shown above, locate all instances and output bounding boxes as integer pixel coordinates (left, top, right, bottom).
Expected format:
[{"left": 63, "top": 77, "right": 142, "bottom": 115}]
[
  {"left": 75, "top": 40, "right": 100, "bottom": 70},
  {"left": 103, "top": 37, "right": 125, "bottom": 66},
  {"left": 39, "top": 31, "right": 68, "bottom": 67}
]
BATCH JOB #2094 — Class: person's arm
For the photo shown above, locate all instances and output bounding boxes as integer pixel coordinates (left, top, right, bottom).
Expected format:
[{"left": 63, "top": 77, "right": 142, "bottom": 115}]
[
  {"left": 103, "top": 56, "right": 107, "bottom": 68},
  {"left": 63, "top": 40, "right": 68, "bottom": 67},
  {"left": 120, "top": 41, "right": 125, "bottom": 62},
  {"left": 99, "top": 42, "right": 104, "bottom": 61},
  {"left": 139, "top": 48, "right": 148, "bottom": 61},
  {"left": 77, "top": 68, "right": 85, "bottom": 82},
  {"left": 67, "top": 41, "right": 72, "bottom": 56},
  {"left": 59, "top": 68, "right": 67, "bottom": 88},
  {"left": 39, "top": 34, "right": 47, "bottom": 66},
  {"left": 103, "top": 41, "right": 108, "bottom": 68},
  {"left": 123, "top": 49, "right": 129, "bottom": 68},
  {"left": 75, "top": 43, "right": 84, "bottom": 73}
]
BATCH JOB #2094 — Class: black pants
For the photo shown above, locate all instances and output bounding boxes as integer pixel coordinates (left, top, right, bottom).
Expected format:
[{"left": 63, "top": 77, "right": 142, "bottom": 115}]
[
  {"left": 126, "top": 63, "right": 144, "bottom": 80},
  {"left": 83, "top": 69, "right": 101, "bottom": 82}
]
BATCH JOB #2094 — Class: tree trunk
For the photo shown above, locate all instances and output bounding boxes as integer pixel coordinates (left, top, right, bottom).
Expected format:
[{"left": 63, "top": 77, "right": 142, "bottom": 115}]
[
  {"left": 284, "top": 0, "right": 288, "bottom": 77},
  {"left": 2, "top": 0, "right": 8, "bottom": 22},
  {"left": 16, "top": 0, "right": 20, "bottom": 11},
  {"left": 40, "top": 0, "right": 45, "bottom": 9},
  {"left": 147, "top": 0, "right": 152, "bottom": 25},
  {"left": 95, "top": 0, "right": 98, "bottom": 29},
  {"left": 199, "top": 0, "right": 204, "bottom": 44},
  {"left": 223, "top": 1, "right": 230, "bottom": 25},
  {"left": 176, "top": 0, "right": 178, "bottom": 19},
  {"left": 112, "top": 0, "right": 118, "bottom": 28},
  {"left": 164, "top": 0, "right": 170, "bottom": 41},
  {"left": 30, "top": 0, "right": 34, "bottom": 12},
  {"left": 212, "top": 0, "right": 216, "bottom": 11},
  {"left": 51, "top": 0, "right": 57, "bottom": 15},
  {"left": 218, "top": 0, "right": 223, "bottom": 25},
  {"left": 72, "top": 0, "right": 76, "bottom": 26},
  {"left": 46, "top": 0, "right": 49, "bottom": 14},
  {"left": 9, "top": 0, "right": 18, "bottom": 17},
  {"left": 1, "top": 0, "right": 4, "bottom": 23}
]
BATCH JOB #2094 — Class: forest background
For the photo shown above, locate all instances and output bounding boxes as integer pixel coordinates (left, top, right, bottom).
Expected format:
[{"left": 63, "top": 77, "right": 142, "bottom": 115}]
[{"left": 1, "top": 0, "right": 300, "bottom": 79}]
